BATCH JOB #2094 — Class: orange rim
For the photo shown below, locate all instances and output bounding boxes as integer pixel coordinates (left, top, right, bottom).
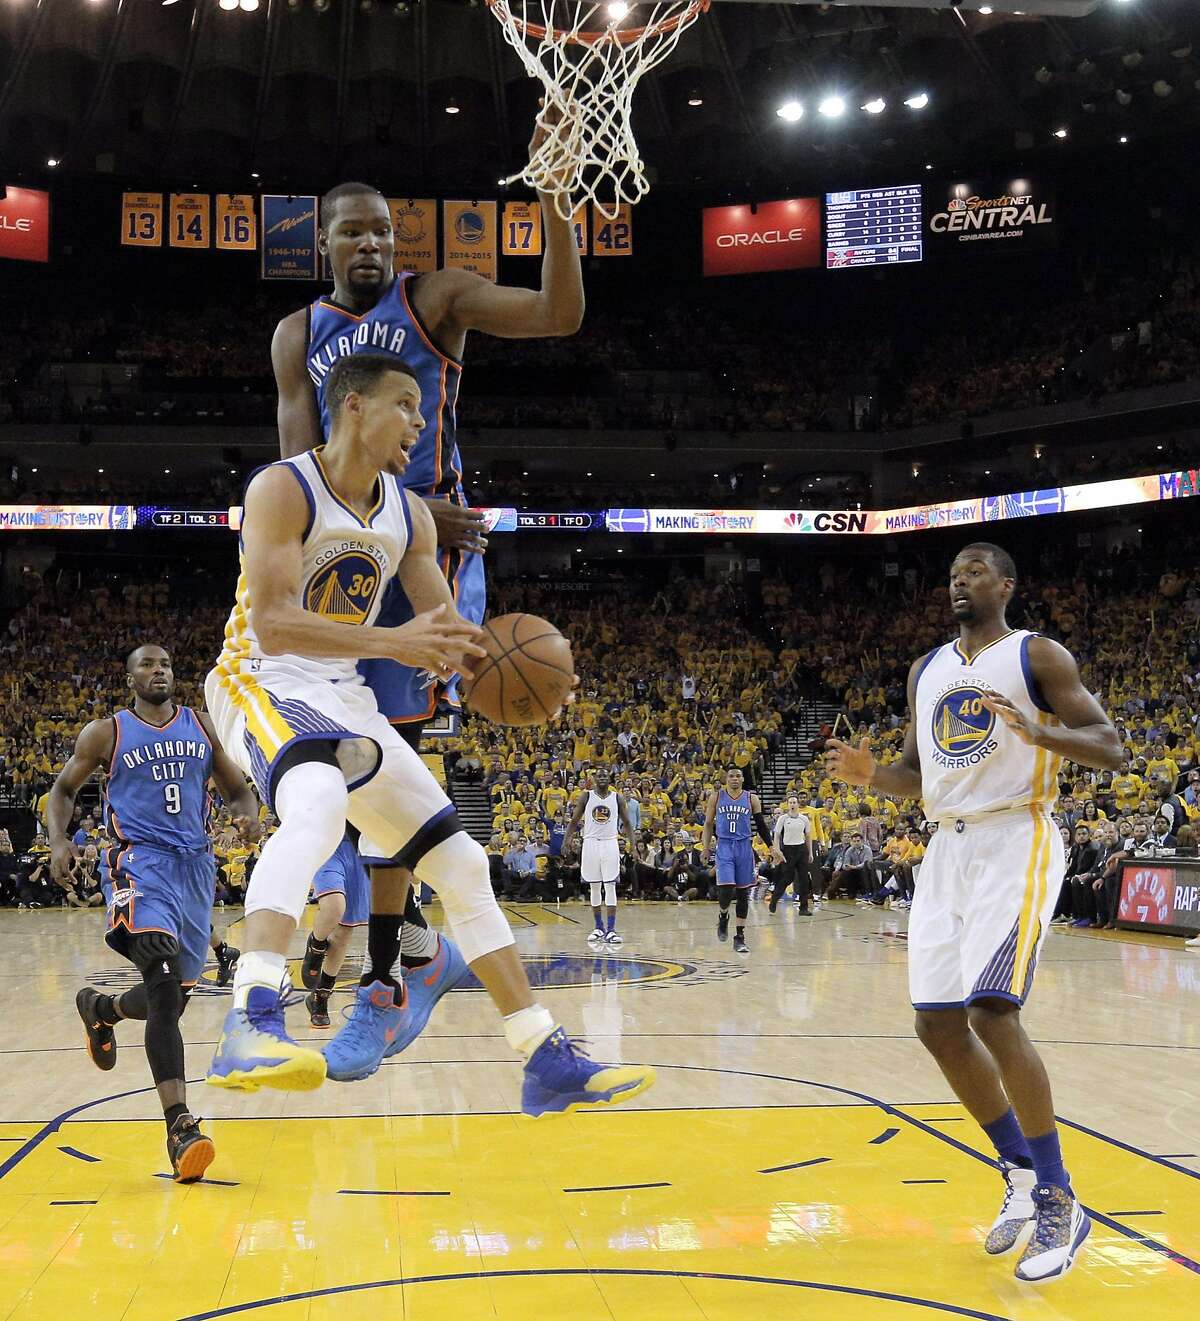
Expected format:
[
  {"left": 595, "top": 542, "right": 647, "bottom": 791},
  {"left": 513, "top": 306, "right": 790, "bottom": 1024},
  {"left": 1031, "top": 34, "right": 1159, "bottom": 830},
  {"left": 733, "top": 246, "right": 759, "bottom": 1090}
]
[{"left": 486, "top": 0, "right": 708, "bottom": 48}]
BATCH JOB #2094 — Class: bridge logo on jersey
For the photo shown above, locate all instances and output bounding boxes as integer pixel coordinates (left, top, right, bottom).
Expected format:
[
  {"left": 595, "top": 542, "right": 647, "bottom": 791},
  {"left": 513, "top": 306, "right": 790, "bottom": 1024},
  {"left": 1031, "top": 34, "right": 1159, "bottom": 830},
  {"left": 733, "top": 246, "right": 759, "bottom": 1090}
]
[
  {"left": 930, "top": 684, "right": 999, "bottom": 767},
  {"left": 305, "top": 551, "right": 381, "bottom": 624},
  {"left": 591, "top": 804, "right": 612, "bottom": 823}
]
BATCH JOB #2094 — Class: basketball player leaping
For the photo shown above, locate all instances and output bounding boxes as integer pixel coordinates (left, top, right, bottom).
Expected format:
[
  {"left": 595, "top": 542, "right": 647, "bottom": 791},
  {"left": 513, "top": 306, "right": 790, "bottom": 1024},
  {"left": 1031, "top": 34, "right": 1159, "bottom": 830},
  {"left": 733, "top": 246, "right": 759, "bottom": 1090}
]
[
  {"left": 563, "top": 767, "right": 635, "bottom": 947},
  {"left": 205, "top": 353, "right": 655, "bottom": 1117},
  {"left": 826, "top": 542, "right": 1122, "bottom": 1283},
  {"left": 270, "top": 113, "right": 583, "bottom": 1076},
  {"left": 48, "top": 643, "right": 262, "bottom": 1182},
  {"left": 702, "top": 767, "right": 779, "bottom": 956}
]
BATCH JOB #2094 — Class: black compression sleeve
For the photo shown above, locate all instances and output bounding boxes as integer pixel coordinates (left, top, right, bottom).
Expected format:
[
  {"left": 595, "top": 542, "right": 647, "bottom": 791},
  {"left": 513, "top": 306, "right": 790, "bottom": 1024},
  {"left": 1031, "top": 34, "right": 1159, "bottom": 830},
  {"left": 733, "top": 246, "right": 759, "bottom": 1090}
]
[{"left": 754, "top": 812, "right": 773, "bottom": 847}]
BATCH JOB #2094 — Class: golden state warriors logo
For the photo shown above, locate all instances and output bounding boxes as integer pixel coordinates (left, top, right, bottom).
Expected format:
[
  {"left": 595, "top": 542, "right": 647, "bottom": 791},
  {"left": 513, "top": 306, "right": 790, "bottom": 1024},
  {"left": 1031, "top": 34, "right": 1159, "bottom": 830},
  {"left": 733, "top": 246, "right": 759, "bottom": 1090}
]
[
  {"left": 591, "top": 804, "right": 612, "bottom": 822},
  {"left": 455, "top": 209, "right": 486, "bottom": 245},
  {"left": 305, "top": 551, "right": 381, "bottom": 624},
  {"left": 930, "top": 684, "right": 999, "bottom": 768}
]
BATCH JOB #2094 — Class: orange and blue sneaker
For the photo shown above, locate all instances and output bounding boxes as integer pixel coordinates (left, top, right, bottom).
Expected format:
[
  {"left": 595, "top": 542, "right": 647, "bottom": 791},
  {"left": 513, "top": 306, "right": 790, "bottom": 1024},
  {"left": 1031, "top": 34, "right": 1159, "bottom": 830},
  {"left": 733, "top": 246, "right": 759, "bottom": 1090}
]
[
  {"left": 206, "top": 985, "right": 326, "bottom": 1092},
  {"left": 323, "top": 980, "right": 409, "bottom": 1082},
  {"left": 383, "top": 935, "right": 469, "bottom": 1060},
  {"left": 521, "top": 1028, "right": 656, "bottom": 1118},
  {"left": 167, "top": 1113, "right": 215, "bottom": 1184},
  {"left": 76, "top": 987, "right": 117, "bottom": 1072}
]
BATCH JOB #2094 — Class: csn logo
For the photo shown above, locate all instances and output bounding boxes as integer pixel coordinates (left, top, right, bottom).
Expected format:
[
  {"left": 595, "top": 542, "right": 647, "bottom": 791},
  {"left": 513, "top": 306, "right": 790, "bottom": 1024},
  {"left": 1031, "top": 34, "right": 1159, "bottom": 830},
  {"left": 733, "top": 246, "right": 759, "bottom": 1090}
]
[{"left": 783, "top": 510, "right": 868, "bottom": 534}]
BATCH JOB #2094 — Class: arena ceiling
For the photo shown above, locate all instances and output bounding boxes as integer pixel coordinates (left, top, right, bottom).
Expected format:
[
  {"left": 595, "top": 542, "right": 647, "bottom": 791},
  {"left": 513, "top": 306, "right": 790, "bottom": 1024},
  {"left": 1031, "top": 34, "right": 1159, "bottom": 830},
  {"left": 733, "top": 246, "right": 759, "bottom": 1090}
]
[{"left": 0, "top": 0, "right": 1198, "bottom": 193}]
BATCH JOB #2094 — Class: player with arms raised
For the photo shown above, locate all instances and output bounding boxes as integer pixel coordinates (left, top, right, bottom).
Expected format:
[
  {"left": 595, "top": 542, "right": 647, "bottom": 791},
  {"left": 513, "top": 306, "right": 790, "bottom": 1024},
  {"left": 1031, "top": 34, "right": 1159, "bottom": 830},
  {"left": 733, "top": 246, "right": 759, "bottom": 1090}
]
[
  {"left": 48, "top": 643, "right": 261, "bottom": 1182},
  {"left": 827, "top": 542, "right": 1122, "bottom": 1282},
  {"left": 270, "top": 111, "right": 583, "bottom": 1054}
]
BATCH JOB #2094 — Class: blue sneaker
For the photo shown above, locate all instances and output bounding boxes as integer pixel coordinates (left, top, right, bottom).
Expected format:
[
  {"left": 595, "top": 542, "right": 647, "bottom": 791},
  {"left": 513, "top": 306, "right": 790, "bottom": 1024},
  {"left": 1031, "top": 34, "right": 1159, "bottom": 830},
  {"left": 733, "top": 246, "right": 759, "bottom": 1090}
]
[
  {"left": 521, "top": 1028, "right": 656, "bottom": 1118},
  {"left": 383, "top": 935, "right": 469, "bottom": 1060},
  {"left": 323, "top": 980, "right": 410, "bottom": 1082},
  {"left": 207, "top": 985, "right": 326, "bottom": 1093}
]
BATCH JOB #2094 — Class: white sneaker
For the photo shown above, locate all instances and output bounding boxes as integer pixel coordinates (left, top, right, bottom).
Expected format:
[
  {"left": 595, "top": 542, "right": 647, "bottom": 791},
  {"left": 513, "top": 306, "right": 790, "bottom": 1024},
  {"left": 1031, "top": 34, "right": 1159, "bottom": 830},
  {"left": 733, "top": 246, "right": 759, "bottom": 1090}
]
[
  {"left": 1185, "top": 934, "right": 1200, "bottom": 950},
  {"left": 1015, "top": 1184, "right": 1091, "bottom": 1282},
  {"left": 604, "top": 930, "right": 623, "bottom": 947},
  {"left": 985, "top": 1162, "right": 1037, "bottom": 1256},
  {"left": 587, "top": 928, "right": 605, "bottom": 945}
]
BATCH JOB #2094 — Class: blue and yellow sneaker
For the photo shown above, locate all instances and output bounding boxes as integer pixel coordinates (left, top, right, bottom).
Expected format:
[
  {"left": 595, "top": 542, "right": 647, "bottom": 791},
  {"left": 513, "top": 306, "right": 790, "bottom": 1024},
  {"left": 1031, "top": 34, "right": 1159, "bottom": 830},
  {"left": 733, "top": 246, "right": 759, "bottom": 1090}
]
[
  {"left": 206, "top": 985, "right": 326, "bottom": 1092},
  {"left": 1014, "top": 1184, "right": 1091, "bottom": 1282},
  {"left": 323, "top": 980, "right": 409, "bottom": 1082},
  {"left": 383, "top": 935, "right": 469, "bottom": 1061},
  {"left": 521, "top": 1028, "right": 656, "bottom": 1118}
]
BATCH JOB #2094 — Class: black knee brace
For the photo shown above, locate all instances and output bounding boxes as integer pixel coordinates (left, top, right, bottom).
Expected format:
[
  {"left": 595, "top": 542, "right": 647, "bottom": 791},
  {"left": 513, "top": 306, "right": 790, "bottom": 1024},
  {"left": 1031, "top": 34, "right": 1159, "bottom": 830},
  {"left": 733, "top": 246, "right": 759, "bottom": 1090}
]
[
  {"left": 735, "top": 890, "right": 750, "bottom": 921},
  {"left": 139, "top": 945, "right": 186, "bottom": 1086},
  {"left": 718, "top": 884, "right": 735, "bottom": 911}
]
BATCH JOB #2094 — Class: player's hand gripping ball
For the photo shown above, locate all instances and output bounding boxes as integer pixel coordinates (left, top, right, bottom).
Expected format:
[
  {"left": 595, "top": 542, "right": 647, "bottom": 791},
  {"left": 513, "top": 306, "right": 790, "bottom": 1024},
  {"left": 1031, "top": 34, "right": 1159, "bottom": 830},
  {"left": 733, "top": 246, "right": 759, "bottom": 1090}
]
[{"left": 461, "top": 613, "right": 575, "bottom": 727}]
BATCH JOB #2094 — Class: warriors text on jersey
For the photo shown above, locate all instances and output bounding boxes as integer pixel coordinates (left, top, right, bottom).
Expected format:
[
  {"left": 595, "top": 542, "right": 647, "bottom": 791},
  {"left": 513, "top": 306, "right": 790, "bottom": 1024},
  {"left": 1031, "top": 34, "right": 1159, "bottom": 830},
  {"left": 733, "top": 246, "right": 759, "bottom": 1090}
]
[
  {"left": 215, "top": 448, "right": 413, "bottom": 687},
  {"left": 582, "top": 790, "right": 619, "bottom": 841},
  {"left": 307, "top": 273, "right": 463, "bottom": 500},
  {"left": 715, "top": 788, "right": 753, "bottom": 843},
  {"left": 105, "top": 706, "right": 213, "bottom": 854},
  {"left": 915, "top": 629, "right": 1063, "bottom": 821}
]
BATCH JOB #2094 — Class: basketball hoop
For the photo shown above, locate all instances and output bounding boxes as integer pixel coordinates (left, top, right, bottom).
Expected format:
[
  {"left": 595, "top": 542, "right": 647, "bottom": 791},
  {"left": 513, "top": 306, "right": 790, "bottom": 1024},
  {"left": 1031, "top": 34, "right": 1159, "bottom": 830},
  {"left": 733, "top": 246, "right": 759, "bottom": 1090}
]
[{"left": 486, "top": 0, "right": 710, "bottom": 221}]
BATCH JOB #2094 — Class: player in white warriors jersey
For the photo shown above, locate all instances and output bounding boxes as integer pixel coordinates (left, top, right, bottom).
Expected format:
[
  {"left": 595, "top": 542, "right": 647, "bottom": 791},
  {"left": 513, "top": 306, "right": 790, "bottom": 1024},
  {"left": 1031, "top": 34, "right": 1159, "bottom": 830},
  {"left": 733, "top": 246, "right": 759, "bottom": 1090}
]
[
  {"left": 563, "top": 767, "right": 634, "bottom": 947},
  {"left": 827, "top": 543, "right": 1121, "bottom": 1284},
  {"left": 205, "top": 353, "right": 655, "bottom": 1116}
]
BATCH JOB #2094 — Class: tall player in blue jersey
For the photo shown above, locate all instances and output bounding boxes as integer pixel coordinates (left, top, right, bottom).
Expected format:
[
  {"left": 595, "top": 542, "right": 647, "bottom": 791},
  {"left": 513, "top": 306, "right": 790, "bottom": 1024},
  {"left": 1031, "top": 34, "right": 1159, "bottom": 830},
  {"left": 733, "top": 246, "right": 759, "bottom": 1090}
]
[
  {"left": 48, "top": 643, "right": 261, "bottom": 1183},
  {"left": 701, "top": 767, "right": 778, "bottom": 956},
  {"left": 270, "top": 112, "right": 583, "bottom": 1060}
]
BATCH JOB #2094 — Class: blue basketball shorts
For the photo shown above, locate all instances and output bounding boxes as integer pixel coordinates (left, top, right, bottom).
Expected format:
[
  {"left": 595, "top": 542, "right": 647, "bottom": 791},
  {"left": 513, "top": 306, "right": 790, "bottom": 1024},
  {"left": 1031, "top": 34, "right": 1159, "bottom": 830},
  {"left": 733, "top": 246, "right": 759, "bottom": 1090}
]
[
  {"left": 101, "top": 844, "right": 216, "bottom": 984},
  {"left": 358, "top": 549, "right": 486, "bottom": 722},
  {"left": 716, "top": 840, "right": 756, "bottom": 889},
  {"left": 311, "top": 836, "right": 370, "bottom": 926}
]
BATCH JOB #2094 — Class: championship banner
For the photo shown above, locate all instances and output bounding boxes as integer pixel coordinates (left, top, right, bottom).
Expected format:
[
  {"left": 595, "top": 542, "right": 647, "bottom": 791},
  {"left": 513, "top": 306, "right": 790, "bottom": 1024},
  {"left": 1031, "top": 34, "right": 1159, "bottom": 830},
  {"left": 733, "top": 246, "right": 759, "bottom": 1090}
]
[
  {"left": 215, "top": 195, "right": 257, "bottom": 251},
  {"left": 592, "top": 202, "right": 632, "bottom": 256},
  {"left": 388, "top": 198, "right": 437, "bottom": 274},
  {"left": 169, "top": 193, "right": 210, "bottom": 249},
  {"left": 927, "top": 176, "right": 1057, "bottom": 252},
  {"left": 0, "top": 505, "right": 135, "bottom": 531},
  {"left": 443, "top": 201, "right": 497, "bottom": 281},
  {"left": 571, "top": 204, "right": 588, "bottom": 256},
  {"left": 502, "top": 200, "right": 543, "bottom": 257},
  {"left": 0, "top": 186, "right": 50, "bottom": 263},
  {"left": 702, "top": 198, "right": 821, "bottom": 277},
  {"left": 261, "top": 195, "right": 318, "bottom": 280},
  {"left": 121, "top": 191, "right": 163, "bottom": 248}
]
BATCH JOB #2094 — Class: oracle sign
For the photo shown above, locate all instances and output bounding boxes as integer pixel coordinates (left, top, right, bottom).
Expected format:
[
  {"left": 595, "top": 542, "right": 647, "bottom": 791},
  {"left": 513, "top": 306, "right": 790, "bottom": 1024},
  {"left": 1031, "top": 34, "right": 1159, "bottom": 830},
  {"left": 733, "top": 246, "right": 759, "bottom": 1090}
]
[
  {"left": 702, "top": 198, "right": 821, "bottom": 277},
  {"left": 0, "top": 186, "right": 50, "bottom": 263}
]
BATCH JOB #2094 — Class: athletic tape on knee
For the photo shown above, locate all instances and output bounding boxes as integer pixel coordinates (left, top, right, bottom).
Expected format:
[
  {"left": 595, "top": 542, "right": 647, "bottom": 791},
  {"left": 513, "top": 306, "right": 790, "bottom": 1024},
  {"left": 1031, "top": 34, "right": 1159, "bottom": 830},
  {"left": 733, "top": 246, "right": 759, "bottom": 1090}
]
[
  {"left": 603, "top": 881, "right": 617, "bottom": 907},
  {"left": 414, "top": 832, "right": 514, "bottom": 963},
  {"left": 246, "top": 761, "right": 347, "bottom": 923},
  {"left": 589, "top": 881, "right": 603, "bottom": 907}
]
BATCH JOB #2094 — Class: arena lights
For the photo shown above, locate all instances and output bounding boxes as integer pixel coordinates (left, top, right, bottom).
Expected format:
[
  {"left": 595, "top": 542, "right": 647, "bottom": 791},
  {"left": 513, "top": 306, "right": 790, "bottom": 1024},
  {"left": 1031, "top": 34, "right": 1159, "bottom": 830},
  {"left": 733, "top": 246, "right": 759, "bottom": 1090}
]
[
  {"left": 445, "top": 98, "right": 461, "bottom": 115},
  {"left": 979, "top": 5, "right": 993, "bottom": 12},
  {"left": 687, "top": 90, "right": 704, "bottom": 107},
  {"left": 776, "top": 100, "right": 804, "bottom": 123},
  {"left": 862, "top": 98, "right": 886, "bottom": 115},
  {"left": 904, "top": 92, "right": 930, "bottom": 110},
  {"left": 1053, "top": 126, "right": 1069, "bottom": 138},
  {"left": 218, "top": 0, "right": 238, "bottom": 9},
  {"left": 45, "top": 157, "right": 59, "bottom": 168},
  {"left": 818, "top": 95, "right": 846, "bottom": 119}
]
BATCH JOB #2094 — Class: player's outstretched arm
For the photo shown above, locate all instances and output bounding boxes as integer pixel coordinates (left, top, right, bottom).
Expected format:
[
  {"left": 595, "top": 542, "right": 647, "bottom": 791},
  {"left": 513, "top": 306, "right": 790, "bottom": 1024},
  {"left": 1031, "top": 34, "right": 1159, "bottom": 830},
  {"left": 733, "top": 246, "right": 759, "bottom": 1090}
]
[
  {"left": 981, "top": 637, "right": 1123, "bottom": 771},
  {"left": 244, "top": 467, "right": 485, "bottom": 676},
  {"left": 47, "top": 718, "right": 114, "bottom": 880},
  {"left": 826, "top": 657, "right": 925, "bottom": 801},
  {"left": 272, "top": 309, "right": 323, "bottom": 460}
]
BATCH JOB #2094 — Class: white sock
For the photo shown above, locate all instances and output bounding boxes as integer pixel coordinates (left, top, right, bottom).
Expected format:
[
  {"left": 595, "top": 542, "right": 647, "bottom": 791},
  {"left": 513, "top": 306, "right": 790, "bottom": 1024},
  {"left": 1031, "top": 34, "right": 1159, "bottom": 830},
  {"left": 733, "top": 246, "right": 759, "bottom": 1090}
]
[
  {"left": 401, "top": 921, "right": 440, "bottom": 963},
  {"left": 232, "top": 950, "right": 288, "bottom": 1009},
  {"left": 503, "top": 1004, "right": 555, "bottom": 1057}
]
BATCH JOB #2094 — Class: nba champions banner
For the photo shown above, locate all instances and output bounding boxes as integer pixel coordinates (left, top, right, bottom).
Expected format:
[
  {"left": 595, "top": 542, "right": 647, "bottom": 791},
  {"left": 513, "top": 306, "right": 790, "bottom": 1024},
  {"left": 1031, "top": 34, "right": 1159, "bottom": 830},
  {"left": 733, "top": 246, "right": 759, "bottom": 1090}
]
[
  {"left": 0, "top": 186, "right": 50, "bottom": 263},
  {"left": 443, "top": 201, "right": 497, "bottom": 281},
  {"left": 261, "top": 195, "right": 318, "bottom": 280},
  {"left": 927, "top": 176, "right": 1057, "bottom": 252},
  {"left": 605, "top": 468, "right": 1199, "bottom": 535},
  {"left": 702, "top": 198, "right": 821, "bottom": 277},
  {"left": 388, "top": 199, "right": 437, "bottom": 274}
]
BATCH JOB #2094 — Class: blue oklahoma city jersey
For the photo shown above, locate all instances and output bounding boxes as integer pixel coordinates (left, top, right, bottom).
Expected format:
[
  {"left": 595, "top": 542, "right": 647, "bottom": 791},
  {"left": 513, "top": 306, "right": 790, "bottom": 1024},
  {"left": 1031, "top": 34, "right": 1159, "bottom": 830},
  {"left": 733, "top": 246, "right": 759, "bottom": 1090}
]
[
  {"left": 105, "top": 707, "right": 213, "bottom": 854},
  {"left": 716, "top": 789, "right": 753, "bottom": 846},
  {"left": 307, "top": 271, "right": 486, "bottom": 722}
]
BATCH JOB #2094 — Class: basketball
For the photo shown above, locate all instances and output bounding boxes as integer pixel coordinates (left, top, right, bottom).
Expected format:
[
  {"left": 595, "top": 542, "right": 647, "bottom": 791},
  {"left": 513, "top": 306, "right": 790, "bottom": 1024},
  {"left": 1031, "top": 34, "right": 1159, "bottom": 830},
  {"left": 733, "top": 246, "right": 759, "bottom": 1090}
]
[{"left": 462, "top": 612, "right": 574, "bottom": 727}]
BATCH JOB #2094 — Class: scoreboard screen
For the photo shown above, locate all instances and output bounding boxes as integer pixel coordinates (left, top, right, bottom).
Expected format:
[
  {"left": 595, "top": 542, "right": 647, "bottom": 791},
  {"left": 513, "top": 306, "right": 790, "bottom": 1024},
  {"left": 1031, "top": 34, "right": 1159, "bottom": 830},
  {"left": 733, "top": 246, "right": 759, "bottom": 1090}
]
[{"left": 825, "top": 185, "right": 923, "bottom": 269}]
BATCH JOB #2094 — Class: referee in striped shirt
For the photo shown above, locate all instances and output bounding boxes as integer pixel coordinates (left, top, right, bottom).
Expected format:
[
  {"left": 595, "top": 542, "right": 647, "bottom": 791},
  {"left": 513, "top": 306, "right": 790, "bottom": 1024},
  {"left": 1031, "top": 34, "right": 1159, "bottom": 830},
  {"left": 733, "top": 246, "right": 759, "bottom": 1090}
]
[{"left": 769, "top": 795, "right": 814, "bottom": 915}]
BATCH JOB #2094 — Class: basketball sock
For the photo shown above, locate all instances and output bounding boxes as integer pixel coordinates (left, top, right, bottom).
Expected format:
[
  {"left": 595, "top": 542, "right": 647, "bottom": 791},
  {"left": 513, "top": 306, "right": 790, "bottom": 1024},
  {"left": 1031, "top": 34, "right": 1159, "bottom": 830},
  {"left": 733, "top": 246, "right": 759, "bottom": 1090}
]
[
  {"left": 306, "top": 934, "right": 331, "bottom": 956},
  {"left": 735, "top": 924, "right": 745, "bottom": 940},
  {"left": 362, "top": 913, "right": 404, "bottom": 1002},
  {"left": 94, "top": 992, "right": 125, "bottom": 1025},
  {"left": 400, "top": 920, "right": 440, "bottom": 969},
  {"left": 982, "top": 1107, "right": 1033, "bottom": 1169},
  {"left": 318, "top": 971, "right": 337, "bottom": 993},
  {"left": 503, "top": 1004, "right": 555, "bottom": 1057},
  {"left": 404, "top": 887, "right": 429, "bottom": 930},
  {"left": 115, "top": 985, "right": 148, "bottom": 1021},
  {"left": 592, "top": 907, "right": 603, "bottom": 930},
  {"left": 232, "top": 950, "right": 288, "bottom": 1009},
  {"left": 1026, "top": 1128, "right": 1071, "bottom": 1192},
  {"left": 164, "top": 1102, "right": 188, "bottom": 1134},
  {"left": 606, "top": 910, "right": 616, "bottom": 932}
]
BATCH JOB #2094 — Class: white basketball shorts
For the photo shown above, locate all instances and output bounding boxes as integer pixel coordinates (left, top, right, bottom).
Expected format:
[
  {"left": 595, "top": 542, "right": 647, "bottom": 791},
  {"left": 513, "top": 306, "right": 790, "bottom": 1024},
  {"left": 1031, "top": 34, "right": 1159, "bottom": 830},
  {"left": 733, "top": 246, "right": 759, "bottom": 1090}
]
[
  {"left": 581, "top": 838, "right": 620, "bottom": 884},
  {"left": 908, "top": 806, "right": 1065, "bottom": 1010}
]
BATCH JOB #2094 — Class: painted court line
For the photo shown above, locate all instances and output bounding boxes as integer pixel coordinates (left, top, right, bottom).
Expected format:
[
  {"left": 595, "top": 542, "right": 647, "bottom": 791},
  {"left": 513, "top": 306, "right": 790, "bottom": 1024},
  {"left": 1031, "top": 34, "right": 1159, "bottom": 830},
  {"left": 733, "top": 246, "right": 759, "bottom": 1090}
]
[
  {"left": 759, "top": 1157, "right": 831, "bottom": 1175},
  {"left": 562, "top": 1182, "right": 671, "bottom": 1193},
  {"left": 58, "top": 1145, "right": 100, "bottom": 1163}
]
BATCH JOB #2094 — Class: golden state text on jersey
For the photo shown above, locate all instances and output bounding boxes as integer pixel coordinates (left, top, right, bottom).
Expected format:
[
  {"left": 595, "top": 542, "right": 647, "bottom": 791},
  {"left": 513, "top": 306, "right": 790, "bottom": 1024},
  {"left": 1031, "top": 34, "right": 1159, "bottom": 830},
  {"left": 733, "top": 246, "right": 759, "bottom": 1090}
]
[{"left": 927, "top": 681, "right": 1000, "bottom": 769}]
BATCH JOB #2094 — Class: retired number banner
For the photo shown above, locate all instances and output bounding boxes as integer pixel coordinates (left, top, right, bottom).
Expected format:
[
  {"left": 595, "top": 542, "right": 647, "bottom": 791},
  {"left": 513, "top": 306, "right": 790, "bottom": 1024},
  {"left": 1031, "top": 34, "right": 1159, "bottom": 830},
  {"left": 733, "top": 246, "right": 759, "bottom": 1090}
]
[
  {"left": 261, "top": 195, "right": 318, "bottom": 280},
  {"left": 502, "top": 201, "right": 543, "bottom": 256},
  {"left": 121, "top": 192, "right": 163, "bottom": 247},
  {"left": 388, "top": 199, "right": 437, "bottom": 274},
  {"left": 170, "top": 193, "right": 210, "bottom": 249},
  {"left": 592, "top": 203, "right": 632, "bottom": 256},
  {"left": 443, "top": 201, "right": 497, "bottom": 281},
  {"left": 215, "top": 195, "right": 257, "bottom": 251}
]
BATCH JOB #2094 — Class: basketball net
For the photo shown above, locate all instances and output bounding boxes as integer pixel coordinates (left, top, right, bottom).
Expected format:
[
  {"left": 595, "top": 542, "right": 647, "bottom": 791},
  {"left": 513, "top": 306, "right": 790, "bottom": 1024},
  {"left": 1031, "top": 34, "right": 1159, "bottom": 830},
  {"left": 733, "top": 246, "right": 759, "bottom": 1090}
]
[{"left": 486, "top": 0, "right": 709, "bottom": 221}]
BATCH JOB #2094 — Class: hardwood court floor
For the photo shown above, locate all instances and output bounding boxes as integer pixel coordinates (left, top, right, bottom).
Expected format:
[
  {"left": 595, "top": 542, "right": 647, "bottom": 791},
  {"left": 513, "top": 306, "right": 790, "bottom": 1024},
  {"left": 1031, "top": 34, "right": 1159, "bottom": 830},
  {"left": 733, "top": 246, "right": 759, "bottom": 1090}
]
[{"left": 1, "top": 898, "right": 1197, "bottom": 1320}]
